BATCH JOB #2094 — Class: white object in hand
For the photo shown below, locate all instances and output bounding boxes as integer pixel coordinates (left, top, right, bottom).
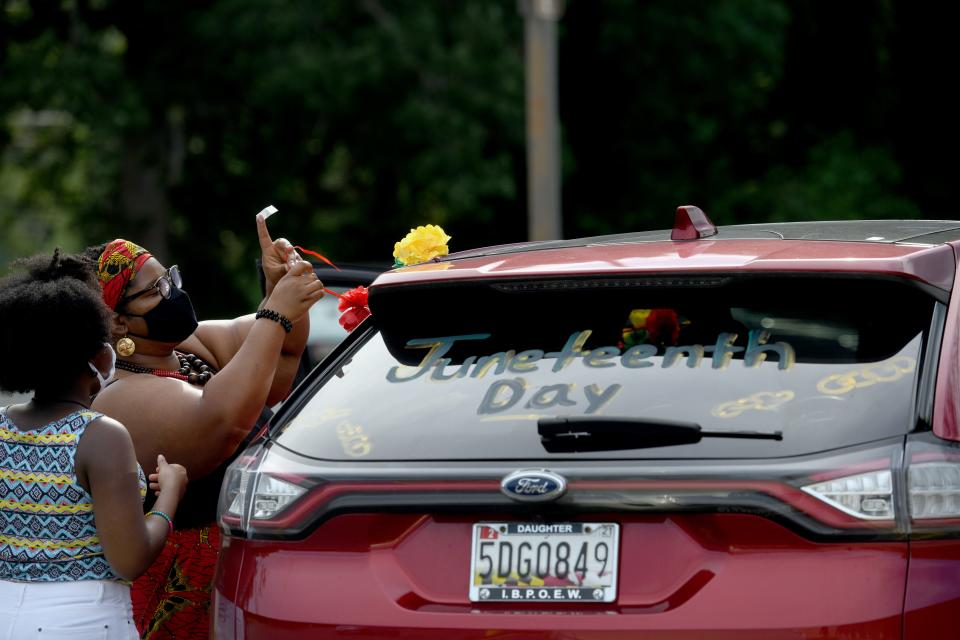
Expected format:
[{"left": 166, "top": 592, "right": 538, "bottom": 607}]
[
  {"left": 287, "top": 248, "right": 304, "bottom": 268},
  {"left": 257, "top": 205, "right": 278, "bottom": 220}
]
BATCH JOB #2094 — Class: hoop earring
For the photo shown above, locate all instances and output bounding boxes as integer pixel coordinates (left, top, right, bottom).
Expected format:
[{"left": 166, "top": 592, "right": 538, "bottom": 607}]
[{"left": 116, "top": 336, "right": 136, "bottom": 357}]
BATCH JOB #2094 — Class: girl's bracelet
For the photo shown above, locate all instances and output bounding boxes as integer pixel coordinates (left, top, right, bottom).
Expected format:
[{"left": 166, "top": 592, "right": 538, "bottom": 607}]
[{"left": 146, "top": 510, "right": 174, "bottom": 535}]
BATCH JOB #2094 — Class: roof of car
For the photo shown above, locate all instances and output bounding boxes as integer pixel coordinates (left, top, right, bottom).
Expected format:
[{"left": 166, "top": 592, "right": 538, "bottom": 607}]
[
  {"left": 373, "top": 219, "right": 960, "bottom": 293},
  {"left": 447, "top": 220, "right": 960, "bottom": 258}
]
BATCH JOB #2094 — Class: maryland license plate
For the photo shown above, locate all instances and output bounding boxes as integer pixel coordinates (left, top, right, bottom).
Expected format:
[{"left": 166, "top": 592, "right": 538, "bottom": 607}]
[{"left": 469, "top": 522, "right": 619, "bottom": 603}]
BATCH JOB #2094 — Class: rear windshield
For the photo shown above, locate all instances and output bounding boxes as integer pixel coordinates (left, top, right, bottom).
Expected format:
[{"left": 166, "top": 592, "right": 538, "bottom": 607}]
[{"left": 274, "top": 276, "right": 936, "bottom": 460}]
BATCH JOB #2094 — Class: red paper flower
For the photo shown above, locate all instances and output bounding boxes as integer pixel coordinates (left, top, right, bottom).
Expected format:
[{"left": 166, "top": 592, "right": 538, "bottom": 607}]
[
  {"left": 337, "top": 286, "right": 370, "bottom": 332},
  {"left": 337, "top": 286, "right": 368, "bottom": 312},
  {"left": 338, "top": 306, "right": 371, "bottom": 332},
  {"left": 646, "top": 308, "right": 680, "bottom": 345}
]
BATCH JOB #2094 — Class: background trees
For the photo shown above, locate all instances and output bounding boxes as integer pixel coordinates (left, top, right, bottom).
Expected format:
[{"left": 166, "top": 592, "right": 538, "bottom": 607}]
[{"left": 1, "top": 0, "right": 954, "bottom": 315}]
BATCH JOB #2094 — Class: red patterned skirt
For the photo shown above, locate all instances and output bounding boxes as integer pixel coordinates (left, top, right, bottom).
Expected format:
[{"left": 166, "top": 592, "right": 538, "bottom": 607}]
[{"left": 131, "top": 526, "right": 219, "bottom": 639}]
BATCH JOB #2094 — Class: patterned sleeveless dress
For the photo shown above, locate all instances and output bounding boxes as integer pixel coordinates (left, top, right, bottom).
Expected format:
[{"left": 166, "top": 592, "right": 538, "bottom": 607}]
[{"left": 0, "top": 407, "right": 147, "bottom": 582}]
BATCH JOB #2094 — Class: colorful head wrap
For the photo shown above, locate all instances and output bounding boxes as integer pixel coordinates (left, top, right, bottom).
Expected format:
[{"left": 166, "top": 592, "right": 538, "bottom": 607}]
[{"left": 96, "top": 239, "right": 152, "bottom": 310}]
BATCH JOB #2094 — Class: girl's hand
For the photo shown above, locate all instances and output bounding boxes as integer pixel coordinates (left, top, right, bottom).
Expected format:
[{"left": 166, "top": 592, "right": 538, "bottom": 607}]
[{"left": 148, "top": 454, "right": 188, "bottom": 499}]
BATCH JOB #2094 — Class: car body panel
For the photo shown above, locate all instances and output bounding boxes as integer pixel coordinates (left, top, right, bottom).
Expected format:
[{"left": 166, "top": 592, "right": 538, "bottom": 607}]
[{"left": 904, "top": 540, "right": 960, "bottom": 639}]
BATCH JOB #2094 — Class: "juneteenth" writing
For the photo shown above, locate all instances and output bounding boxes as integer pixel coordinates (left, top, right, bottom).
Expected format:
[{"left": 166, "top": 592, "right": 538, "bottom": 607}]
[{"left": 386, "top": 329, "right": 795, "bottom": 383}]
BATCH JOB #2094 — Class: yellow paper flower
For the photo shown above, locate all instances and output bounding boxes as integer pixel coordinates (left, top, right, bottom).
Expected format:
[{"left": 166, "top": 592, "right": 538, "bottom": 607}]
[
  {"left": 629, "top": 309, "right": 652, "bottom": 329},
  {"left": 393, "top": 224, "right": 451, "bottom": 266}
]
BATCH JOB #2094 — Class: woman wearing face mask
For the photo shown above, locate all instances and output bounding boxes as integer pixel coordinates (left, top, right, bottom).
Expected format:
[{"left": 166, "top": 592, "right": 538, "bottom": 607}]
[
  {"left": 0, "top": 250, "right": 188, "bottom": 639},
  {"left": 84, "top": 216, "right": 323, "bottom": 639}
]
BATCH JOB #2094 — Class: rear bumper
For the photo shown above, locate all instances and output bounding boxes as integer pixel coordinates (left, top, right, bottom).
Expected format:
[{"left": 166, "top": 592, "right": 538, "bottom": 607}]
[
  {"left": 213, "top": 513, "right": 914, "bottom": 639},
  {"left": 212, "top": 593, "right": 899, "bottom": 640}
]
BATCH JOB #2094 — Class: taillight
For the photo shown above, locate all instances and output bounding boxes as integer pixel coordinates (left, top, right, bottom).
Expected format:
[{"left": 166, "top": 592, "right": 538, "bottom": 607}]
[
  {"left": 906, "top": 432, "right": 960, "bottom": 529},
  {"left": 218, "top": 443, "right": 500, "bottom": 539},
  {"left": 225, "top": 473, "right": 306, "bottom": 521},
  {"left": 219, "top": 444, "right": 309, "bottom": 537},
  {"left": 802, "top": 470, "right": 895, "bottom": 520},
  {"left": 909, "top": 463, "right": 960, "bottom": 519}
]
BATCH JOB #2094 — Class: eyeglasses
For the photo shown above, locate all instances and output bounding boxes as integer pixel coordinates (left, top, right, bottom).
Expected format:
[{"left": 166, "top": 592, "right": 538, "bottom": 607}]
[{"left": 121, "top": 265, "right": 182, "bottom": 304}]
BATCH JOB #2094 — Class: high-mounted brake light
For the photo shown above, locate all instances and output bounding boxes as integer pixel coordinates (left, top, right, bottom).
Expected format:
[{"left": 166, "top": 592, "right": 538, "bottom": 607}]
[{"left": 671, "top": 205, "right": 718, "bottom": 241}]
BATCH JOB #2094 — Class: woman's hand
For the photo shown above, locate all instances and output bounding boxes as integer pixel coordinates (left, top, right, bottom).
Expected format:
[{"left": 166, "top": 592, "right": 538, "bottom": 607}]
[
  {"left": 149, "top": 454, "right": 188, "bottom": 499},
  {"left": 264, "top": 261, "right": 326, "bottom": 323},
  {"left": 257, "top": 213, "right": 298, "bottom": 292}
]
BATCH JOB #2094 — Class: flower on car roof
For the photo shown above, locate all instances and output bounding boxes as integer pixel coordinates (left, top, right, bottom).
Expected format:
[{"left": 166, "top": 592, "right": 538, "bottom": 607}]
[
  {"left": 339, "top": 226, "right": 451, "bottom": 332},
  {"left": 393, "top": 224, "right": 451, "bottom": 267}
]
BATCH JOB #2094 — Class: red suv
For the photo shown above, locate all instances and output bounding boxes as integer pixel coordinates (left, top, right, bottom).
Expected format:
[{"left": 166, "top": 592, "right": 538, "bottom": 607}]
[{"left": 214, "top": 208, "right": 960, "bottom": 639}]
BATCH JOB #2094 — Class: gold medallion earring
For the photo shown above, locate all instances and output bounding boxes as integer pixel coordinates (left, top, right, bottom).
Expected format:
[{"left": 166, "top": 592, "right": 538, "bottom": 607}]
[{"left": 116, "top": 336, "right": 136, "bottom": 357}]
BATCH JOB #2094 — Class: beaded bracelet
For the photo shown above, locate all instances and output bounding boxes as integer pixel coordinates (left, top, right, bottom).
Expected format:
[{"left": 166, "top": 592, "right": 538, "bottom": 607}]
[
  {"left": 255, "top": 308, "right": 293, "bottom": 333},
  {"left": 146, "top": 510, "right": 174, "bottom": 535}
]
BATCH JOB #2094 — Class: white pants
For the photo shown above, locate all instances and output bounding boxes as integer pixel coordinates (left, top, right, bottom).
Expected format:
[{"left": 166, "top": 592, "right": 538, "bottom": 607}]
[{"left": 0, "top": 579, "right": 137, "bottom": 640}]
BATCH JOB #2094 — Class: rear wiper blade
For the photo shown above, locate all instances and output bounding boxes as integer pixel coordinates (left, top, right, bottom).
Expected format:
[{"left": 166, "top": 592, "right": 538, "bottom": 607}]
[{"left": 537, "top": 416, "right": 782, "bottom": 453}]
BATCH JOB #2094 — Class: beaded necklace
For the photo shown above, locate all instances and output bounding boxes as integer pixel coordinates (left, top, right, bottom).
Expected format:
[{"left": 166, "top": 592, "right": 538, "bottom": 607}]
[{"left": 114, "top": 352, "right": 217, "bottom": 386}]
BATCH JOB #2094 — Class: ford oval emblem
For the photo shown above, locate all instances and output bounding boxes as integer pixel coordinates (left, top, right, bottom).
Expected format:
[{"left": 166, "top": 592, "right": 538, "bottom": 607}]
[{"left": 500, "top": 469, "right": 567, "bottom": 503}]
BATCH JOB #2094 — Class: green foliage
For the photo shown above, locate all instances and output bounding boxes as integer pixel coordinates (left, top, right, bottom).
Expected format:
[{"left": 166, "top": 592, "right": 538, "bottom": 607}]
[
  {"left": 715, "top": 133, "right": 919, "bottom": 222},
  {"left": 0, "top": 0, "right": 938, "bottom": 315},
  {"left": 0, "top": 0, "right": 525, "bottom": 314}
]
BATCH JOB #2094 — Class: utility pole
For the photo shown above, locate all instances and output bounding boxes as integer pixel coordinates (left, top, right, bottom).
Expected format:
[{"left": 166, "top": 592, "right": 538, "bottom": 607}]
[{"left": 520, "top": 0, "right": 564, "bottom": 241}]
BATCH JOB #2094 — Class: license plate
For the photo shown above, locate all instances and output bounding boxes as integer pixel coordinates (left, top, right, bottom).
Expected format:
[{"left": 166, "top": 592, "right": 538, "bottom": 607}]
[{"left": 469, "top": 522, "right": 619, "bottom": 603}]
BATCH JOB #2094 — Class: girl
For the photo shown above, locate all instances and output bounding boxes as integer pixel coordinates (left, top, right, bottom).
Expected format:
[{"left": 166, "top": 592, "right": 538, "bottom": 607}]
[{"left": 0, "top": 250, "right": 187, "bottom": 639}]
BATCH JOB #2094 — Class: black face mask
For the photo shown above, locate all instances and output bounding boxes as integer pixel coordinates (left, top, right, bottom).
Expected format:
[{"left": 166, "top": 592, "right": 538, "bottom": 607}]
[{"left": 126, "top": 287, "right": 199, "bottom": 343}]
